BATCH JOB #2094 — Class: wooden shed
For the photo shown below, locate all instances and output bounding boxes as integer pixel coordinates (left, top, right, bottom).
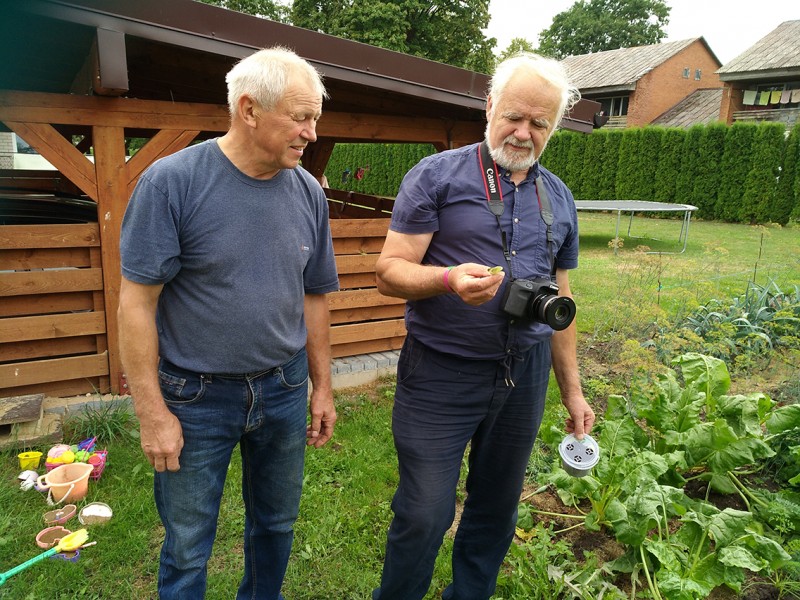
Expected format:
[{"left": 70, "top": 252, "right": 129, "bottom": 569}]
[{"left": 0, "top": 0, "right": 599, "bottom": 399}]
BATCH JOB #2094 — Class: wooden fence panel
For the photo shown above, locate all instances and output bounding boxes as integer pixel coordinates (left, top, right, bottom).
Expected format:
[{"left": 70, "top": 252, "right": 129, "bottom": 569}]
[
  {"left": 0, "top": 214, "right": 402, "bottom": 397},
  {"left": 0, "top": 223, "right": 109, "bottom": 398},
  {"left": 328, "top": 218, "right": 405, "bottom": 357}
]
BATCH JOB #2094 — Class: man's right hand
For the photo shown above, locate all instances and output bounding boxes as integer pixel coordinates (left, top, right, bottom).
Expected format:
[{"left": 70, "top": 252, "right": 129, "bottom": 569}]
[{"left": 140, "top": 409, "right": 184, "bottom": 472}]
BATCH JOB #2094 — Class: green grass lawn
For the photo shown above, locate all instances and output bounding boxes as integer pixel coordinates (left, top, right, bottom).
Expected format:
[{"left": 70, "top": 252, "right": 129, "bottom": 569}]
[{"left": 1, "top": 214, "right": 798, "bottom": 599}]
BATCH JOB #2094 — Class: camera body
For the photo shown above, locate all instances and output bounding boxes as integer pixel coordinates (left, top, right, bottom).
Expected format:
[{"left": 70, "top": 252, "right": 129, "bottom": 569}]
[{"left": 500, "top": 277, "right": 576, "bottom": 331}]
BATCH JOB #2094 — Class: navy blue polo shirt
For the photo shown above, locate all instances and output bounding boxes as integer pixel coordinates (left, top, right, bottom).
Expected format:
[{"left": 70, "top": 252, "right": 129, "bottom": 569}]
[{"left": 390, "top": 142, "right": 579, "bottom": 360}]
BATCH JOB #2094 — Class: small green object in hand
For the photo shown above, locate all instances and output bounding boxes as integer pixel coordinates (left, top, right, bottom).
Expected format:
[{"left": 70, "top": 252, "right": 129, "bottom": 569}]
[{"left": 488, "top": 266, "right": 504, "bottom": 275}]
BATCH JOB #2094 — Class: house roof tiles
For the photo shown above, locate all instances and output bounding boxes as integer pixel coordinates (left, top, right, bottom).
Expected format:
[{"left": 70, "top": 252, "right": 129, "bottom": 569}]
[
  {"left": 717, "top": 20, "right": 800, "bottom": 75},
  {"left": 562, "top": 38, "right": 705, "bottom": 92},
  {"left": 650, "top": 88, "right": 724, "bottom": 128}
]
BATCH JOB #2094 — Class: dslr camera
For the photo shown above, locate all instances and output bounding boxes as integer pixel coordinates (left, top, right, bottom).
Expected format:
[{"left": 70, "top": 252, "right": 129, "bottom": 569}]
[{"left": 500, "top": 277, "right": 576, "bottom": 331}]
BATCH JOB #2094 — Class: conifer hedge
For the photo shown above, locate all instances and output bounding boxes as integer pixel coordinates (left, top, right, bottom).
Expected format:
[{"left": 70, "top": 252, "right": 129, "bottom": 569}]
[
  {"left": 779, "top": 123, "right": 800, "bottom": 225},
  {"left": 741, "top": 122, "right": 785, "bottom": 224},
  {"left": 322, "top": 122, "right": 800, "bottom": 224},
  {"left": 715, "top": 122, "right": 758, "bottom": 222},
  {"left": 653, "top": 128, "right": 685, "bottom": 203}
]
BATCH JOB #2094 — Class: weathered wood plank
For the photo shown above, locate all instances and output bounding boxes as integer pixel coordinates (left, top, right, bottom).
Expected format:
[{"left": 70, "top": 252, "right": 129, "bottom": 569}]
[
  {"left": 0, "top": 312, "right": 106, "bottom": 343},
  {"left": 329, "top": 218, "right": 391, "bottom": 237},
  {"left": 330, "top": 319, "right": 406, "bottom": 345},
  {"left": 1, "top": 247, "right": 92, "bottom": 270},
  {"left": 332, "top": 238, "right": 385, "bottom": 255},
  {"left": 0, "top": 336, "right": 100, "bottom": 362},
  {"left": 337, "top": 272, "right": 378, "bottom": 290},
  {"left": 331, "top": 336, "right": 405, "bottom": 359},
  {"left": 328, "top": 288, "right": 404, "bottom": 310},
  {"left": 0, "top": 352, "right": 109, "bottom": 389},
  {"left": 1, "top": 378, "right": 106, "bottom": 400},
  {"left": 335, "top": 253, "right": 379, "bottom": 274},
  {"left": 2, "top": 292, "right": 95, "bottom": 317},
  {"left": 329, "top": 305, "right": 405, "bottom": 325},
  {"left": 0, "top": 268, "right": 103, "bottom": 296},
  {"left": 0, "top": 223, "right": 100, "bottom": 250}
]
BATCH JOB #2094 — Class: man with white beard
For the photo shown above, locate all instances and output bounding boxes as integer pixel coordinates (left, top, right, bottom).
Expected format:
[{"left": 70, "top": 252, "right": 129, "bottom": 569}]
[{"left": 372, "top": 52, "right": 595, "bottom": 600}]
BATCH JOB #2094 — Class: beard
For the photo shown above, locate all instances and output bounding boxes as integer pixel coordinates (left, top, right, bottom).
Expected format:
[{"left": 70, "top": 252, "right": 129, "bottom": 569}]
[{"left": 485, "top": 125, "right": 543, "bottom": 173}]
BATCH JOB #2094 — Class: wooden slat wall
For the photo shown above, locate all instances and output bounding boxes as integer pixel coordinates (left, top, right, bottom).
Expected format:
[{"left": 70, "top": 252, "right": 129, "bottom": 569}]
[
  {"left": 0, "top": 223, "right": 109, "bottom": 398},
  {"left": 0, "top": 214, "right": 402, "bottom": 397},
  {"left": 329, "top": 218, "right": 405, "bottom": 358}
]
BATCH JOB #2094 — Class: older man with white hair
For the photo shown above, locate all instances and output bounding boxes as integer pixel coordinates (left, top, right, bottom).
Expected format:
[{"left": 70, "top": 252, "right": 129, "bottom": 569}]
[
  {"left": 118, "top": 47, "right": 339, "bottom": 600},
  {"left": 373, "top": 53, "right": 595, "bottom": 600}
]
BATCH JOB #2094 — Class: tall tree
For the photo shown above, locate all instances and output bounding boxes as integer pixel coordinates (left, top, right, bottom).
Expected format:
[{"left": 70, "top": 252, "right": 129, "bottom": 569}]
[
  {"left": 537, "top": 0, "right": 670, "bottom": 59},
  {"left": 291, "top": 0, "right": 497, "bottom": 73},
  {"left": 498, "top": 37, "right": 536, "bottom": 62},
  {"left": 196, "top": 0, "right": 291, "bottom": 22}
]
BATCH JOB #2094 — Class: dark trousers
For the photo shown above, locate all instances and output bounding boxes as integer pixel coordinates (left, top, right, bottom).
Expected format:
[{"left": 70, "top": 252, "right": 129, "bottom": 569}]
[{"left": 373, "top": 335, "right": 551, "bottom": 600}]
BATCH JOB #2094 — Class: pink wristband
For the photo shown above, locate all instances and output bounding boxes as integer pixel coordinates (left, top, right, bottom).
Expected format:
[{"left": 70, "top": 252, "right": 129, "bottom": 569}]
[{"left": 442, "top": 266, "right": 454, "bottom": 293}]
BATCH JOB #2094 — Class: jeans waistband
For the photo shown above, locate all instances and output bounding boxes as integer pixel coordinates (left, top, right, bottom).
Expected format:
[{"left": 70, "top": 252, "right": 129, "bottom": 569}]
[{"left": 159, "top": 358, "right": 279, "bottom": 381}]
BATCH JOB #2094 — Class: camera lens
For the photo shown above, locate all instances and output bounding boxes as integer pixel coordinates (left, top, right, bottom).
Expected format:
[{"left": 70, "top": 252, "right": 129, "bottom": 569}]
[{"left": 533, "top": 295, "right": 576, "bottom": 331}]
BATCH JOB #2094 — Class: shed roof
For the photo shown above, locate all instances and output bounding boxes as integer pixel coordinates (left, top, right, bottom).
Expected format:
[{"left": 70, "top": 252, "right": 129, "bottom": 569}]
[
  {"left": 717, "top": 20, "right": 800, "bottom": 82},
  {"left": 562, "top": 38, "right": 716, "bottom": 94},
  {"left": 0, "top": 0, "right": 599, "bottom": 133},
  {"left": 649, "top": 88, "right": 724, "bottom": 128}
]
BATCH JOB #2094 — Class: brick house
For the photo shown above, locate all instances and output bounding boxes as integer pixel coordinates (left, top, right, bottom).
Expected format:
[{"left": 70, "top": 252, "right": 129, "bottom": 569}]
[
  {"left": 562, "top": 38, "right": 722, "bottom": 128},
  {"left": 717, "top": 20, "right": 800, "bottom": 129}
]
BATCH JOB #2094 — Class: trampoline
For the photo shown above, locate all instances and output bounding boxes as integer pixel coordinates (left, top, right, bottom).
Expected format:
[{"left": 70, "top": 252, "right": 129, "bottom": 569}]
[{"left": 573, "top": 200, "right": 698, "bottom": 254}]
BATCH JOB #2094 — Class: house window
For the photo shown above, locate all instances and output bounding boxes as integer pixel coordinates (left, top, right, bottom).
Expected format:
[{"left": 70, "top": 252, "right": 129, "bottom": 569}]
[
  {"left": 598, "top": 96, "right": 629, "bottom": 117},
  {"left": 682, "top": 67, "right": 690, "bottom": 78},
  {"left": 695, "top": 69, "right": 702, "bottom": 80}
]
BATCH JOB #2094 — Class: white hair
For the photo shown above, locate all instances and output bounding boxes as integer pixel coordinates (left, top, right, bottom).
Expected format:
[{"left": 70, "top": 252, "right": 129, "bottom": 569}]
[
  {"left": 489, "top": 52, "right": 581, "bottom": 127},
  {"left": 225, "top": 46, "right": 328, "bottom": 117}
]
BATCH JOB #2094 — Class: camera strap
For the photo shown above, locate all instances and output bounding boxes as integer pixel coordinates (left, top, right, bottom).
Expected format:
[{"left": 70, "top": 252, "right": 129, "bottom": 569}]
[{"left": 478, "top": 142, "right": 557, "bottom": 278}]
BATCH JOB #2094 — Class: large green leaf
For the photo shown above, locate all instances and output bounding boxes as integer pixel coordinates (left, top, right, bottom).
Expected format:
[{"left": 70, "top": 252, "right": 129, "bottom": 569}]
[
  {"left": 672, "top": 353, "right": 731, "bottom": 403},
  {"left": 716, "top": 393, "right": 772, "bottom": 437},
  {"left": 766, "top": 403, "right": 800, "bottom": 434}
]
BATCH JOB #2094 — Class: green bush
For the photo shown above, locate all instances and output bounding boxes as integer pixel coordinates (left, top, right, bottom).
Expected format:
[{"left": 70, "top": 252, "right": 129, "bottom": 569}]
[
  {"left": 615, "top": 127, "right": 643, "bottom": 199},
  {"left": 541, "top": 130, "right": 571, "bottom": 180},
  {"left": 675, "top": 124, "right": 703, "bottom": 205},
  {"left": 579, "top": 128, "right": 607, "bottom": 199},
  {"left": 598, "top": 129, "right": 623, "bottom": 200},
  {"left": 692, "top": 122, "right": 727, "bottom": 218},
  {"left": 742, "top": 122, "right": 785, "bottom": 224},
  {"left": 715, "top": 122, "right": 759, "bottom": 221},
  {"left": 324, "top": 143, "right": 436, "bottom": 196},
  {"left": 653, "top": 127, "right": 685, "bottom": 203},
  {"left": 564, "top": 130, "right": 587, "bottom": 198},
  {"left": 637, "top": 126, "right": 663, "bottom": 201},
  {"left": 779, "top": 123, "right": 800, "bottom": 225}
]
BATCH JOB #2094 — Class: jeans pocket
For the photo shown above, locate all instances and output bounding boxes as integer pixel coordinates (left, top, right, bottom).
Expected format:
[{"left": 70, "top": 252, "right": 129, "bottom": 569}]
[
  {"left": 278, "top": 348, "right": 309, "bottom": 390},
  {"left": 396, "top": 335, "right": 425, "bottom": 385},
  {"left": 158, "top": 363, "right": 206, "bottom": 406}
]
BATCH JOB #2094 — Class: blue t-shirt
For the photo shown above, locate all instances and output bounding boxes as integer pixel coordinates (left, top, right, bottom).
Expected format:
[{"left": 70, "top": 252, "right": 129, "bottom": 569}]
[
  {"left": 120, "top": 139, "right": 339, "bottom": 373},
  {"left": 390, "top": 143, "right": 579, "bottom": 360}
]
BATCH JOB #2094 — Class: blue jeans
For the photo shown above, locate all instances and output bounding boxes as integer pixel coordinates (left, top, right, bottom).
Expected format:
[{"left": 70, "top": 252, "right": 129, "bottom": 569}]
[
  {"left": 154, "top": 348, "right": 309, "bottom": 600},
  {"left": 373, "top": 336, "right": 550, "bottom": 600}
]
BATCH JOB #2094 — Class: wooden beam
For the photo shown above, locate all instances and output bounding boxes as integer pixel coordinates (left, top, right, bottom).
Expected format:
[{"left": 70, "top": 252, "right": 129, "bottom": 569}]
[
  {"left": 4, "top": 122, "right": 98, "bottom": 200},
  {"left": 303, "top": 139, "right": 335, "bottom": 180},
  {"left": 92, "top": 125, "right": 127, "bottom": 394},
  {"left": 126, "top": 129, "right": 199, "bottom": 197},
  {"left": 0, "top": 91, "right": 485, "bottom": 145},
  {"left": 0, "top": 91, "right": 230, "bottom": 131}
]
